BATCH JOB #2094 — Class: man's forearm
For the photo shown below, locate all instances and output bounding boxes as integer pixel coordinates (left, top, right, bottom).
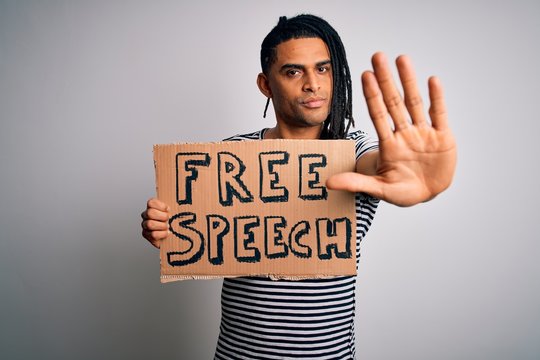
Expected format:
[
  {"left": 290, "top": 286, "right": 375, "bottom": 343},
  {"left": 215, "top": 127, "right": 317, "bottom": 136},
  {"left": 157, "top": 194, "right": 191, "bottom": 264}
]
[{"left": 355, "top": 150, "right": 379, "bottom": 176}]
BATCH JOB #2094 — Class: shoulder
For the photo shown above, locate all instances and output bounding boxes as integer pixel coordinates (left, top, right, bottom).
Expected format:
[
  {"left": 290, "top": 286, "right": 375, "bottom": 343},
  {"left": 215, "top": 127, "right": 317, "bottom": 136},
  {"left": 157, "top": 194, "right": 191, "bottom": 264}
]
[
  {"left": 346, "top": 129, "right": 371, "bottom": 141},
  {"left": 222, "top": 129, "right": 265, "bottom": 142},
  {"left": 346, "top": 129, "right": 379, "bottom": 159}
]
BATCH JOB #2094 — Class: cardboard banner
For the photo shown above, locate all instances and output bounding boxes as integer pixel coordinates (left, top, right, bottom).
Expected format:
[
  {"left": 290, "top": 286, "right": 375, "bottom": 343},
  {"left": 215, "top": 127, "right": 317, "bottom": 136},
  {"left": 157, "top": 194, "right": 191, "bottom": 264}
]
[{"left": 154, "top": 139, "right": 356, "bottom": 283}]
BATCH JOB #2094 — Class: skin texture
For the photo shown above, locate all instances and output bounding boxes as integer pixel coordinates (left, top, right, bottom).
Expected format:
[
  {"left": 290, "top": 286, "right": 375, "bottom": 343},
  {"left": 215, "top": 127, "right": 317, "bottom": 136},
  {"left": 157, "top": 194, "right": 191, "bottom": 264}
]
[{"left": 141, "top": 38, "right": 457, "bottom": 248}]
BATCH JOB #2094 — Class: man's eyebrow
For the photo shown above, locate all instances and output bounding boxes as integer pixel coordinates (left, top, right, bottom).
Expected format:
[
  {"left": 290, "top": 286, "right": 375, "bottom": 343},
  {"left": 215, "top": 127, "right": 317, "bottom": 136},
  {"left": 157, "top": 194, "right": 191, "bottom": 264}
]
[
  {"left": 316, "top": 60, "right": 331, "bottom": 67},
  {"left": 280, "top": 60, "right": 332, "bottom": 72},
  {"left": 280, "top": 63, "right": 305, "bottom": 71}
]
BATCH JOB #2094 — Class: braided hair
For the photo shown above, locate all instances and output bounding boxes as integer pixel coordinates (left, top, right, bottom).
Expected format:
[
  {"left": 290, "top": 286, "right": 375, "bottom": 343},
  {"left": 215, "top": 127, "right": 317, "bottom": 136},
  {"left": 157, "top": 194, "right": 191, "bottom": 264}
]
[{"left": 261, "top": 14, "right": 354, "bottom": 139}]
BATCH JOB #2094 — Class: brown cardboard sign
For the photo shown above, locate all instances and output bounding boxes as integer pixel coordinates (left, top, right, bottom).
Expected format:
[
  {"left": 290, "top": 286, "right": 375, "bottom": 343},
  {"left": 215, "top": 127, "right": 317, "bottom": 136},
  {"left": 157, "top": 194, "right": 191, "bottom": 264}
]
[{"left": 153, "top": 139, "right": 356, "bottom": 283}]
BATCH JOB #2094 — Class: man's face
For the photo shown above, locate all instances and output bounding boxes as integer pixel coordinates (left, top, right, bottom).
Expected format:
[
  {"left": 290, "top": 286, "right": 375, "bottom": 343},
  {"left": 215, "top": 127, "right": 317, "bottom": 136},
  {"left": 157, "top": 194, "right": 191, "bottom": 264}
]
[{"left": 265, "top": 37, "right": 333, "bottom": 130}]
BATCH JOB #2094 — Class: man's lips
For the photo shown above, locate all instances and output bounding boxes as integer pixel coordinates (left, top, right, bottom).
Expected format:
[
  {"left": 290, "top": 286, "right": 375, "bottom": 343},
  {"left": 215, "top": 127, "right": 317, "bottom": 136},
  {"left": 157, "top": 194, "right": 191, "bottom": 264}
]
[{"left": 301, "top": 97, "right": 326, "bottom": 109}]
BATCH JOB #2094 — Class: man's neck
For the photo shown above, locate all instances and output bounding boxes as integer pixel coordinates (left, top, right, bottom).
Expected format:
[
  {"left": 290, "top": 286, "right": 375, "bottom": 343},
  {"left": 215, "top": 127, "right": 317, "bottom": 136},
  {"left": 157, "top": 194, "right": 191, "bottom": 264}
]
[{"left": 264, "top": 124, "right": 322, "bottom": 140}]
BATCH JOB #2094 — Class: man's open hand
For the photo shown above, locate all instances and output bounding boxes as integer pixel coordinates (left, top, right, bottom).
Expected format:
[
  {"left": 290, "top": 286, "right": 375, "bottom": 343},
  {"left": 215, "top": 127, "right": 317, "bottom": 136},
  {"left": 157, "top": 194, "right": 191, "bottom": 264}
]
[{"left": 327, "top": 52, "right": 457, "bottom": 207}]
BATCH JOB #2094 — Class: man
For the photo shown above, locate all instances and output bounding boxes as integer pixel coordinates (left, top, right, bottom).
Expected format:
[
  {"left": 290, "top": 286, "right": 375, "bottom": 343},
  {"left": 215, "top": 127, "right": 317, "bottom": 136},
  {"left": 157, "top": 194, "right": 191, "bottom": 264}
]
[{"left": 141, "top": 14, "right": 456, "bottom": 359}]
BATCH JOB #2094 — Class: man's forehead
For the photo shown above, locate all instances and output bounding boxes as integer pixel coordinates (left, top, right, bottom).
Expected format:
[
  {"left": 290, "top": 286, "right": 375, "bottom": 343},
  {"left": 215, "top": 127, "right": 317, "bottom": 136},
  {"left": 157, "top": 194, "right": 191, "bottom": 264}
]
[{"left": 274, "top": 37, "right": 331, "bottom": 65}]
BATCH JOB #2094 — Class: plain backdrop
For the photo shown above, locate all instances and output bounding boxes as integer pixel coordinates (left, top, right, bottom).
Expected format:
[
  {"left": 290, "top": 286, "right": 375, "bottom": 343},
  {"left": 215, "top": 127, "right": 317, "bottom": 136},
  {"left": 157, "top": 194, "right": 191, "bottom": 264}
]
[{"left": 1, "top": 1, "right": 539, "bottom": 359}]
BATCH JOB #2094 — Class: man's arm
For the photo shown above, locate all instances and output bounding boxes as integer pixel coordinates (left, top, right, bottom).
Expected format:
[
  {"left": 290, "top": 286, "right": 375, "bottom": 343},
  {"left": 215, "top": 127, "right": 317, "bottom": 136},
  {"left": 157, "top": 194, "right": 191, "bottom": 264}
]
[
  {"left": 355, "top": 149, "right": 379, "bottom": 176},
  {"left": 327, "top": 52, "right": 457, "bottom": 206}
]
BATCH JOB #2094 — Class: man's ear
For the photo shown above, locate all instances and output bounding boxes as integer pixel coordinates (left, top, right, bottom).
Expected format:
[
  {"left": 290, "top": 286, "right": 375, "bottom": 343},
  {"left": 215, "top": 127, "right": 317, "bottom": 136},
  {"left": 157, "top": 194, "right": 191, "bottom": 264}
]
[{"left": 257, "top": 72, "right": 272, "bottom": 98}]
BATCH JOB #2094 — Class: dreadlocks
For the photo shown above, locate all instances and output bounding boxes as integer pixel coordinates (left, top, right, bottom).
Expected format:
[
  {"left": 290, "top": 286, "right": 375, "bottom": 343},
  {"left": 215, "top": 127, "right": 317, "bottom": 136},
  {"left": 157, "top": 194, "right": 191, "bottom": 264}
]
[{"left": 260, "top": 14, "right": 354, "bottom": 139}]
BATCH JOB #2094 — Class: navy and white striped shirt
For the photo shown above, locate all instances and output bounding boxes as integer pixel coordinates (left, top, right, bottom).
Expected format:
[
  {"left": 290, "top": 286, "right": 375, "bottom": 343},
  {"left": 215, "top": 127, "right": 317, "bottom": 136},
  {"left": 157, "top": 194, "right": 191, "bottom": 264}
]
[{"left": 214, "top": 129, "right": 379, "bottom": 359}]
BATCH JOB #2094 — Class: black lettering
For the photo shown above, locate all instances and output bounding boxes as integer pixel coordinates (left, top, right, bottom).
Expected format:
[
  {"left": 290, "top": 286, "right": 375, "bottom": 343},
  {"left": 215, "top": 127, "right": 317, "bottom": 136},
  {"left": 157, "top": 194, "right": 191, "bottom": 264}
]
[
  {"left": 264, "top": 216, "right": 288, "bottom": 259},
  {"left": 289, "top": 220, "right": 312, "bottom": 258},
  {"left": 234, "top": 216, "right": 261, "bottom": 263},
  {"left": 206, "top": 214, "right": 229, "bottom": 265},
  {"left": 259, "top": 151, "right": 289, "bottom": 203},
  {"left": 299, "top": 154, "right": 328, "bottom": 201},
  {"left": 167, "top": 212, "right": 205, "bottom": 266},
  {"left": 218, "top": 152, "right": 254, "bottom": 206},
  {"left": 316, "top": 217, "right": 352, "bottom": 260},
  {"left": 176, "top": 152, "right": 211, "bottom": 205}
]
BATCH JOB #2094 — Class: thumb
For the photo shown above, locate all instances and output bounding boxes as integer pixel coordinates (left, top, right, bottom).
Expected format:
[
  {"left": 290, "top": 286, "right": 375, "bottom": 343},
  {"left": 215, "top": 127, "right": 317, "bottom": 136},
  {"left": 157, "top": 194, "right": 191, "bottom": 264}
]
[{"left": 326, "top": 172, "right": 384, "bottom": 199}]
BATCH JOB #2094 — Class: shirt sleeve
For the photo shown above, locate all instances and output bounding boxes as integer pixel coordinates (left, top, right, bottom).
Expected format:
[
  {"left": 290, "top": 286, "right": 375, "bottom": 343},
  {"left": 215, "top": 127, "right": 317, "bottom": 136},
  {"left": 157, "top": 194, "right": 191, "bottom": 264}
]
[{"left": 347, "top": 130, "right": 379, "bottom": 161}]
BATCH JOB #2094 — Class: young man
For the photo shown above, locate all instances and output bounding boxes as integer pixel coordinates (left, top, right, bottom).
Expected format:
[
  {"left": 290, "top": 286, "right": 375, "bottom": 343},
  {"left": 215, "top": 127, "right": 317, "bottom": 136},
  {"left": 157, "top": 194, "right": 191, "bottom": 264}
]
[{"left": 141, "top": 14, "right": 456, "bottom": 359}]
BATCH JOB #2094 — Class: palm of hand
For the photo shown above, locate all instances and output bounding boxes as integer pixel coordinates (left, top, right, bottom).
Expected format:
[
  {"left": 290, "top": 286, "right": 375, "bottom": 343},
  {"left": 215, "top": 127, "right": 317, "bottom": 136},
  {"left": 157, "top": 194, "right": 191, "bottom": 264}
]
[
  {"left": 327, "top": 52, "right": 457, "bottom": 206},
  {"left": 373, "top": 122, "right": 456, "bottom": 206}
]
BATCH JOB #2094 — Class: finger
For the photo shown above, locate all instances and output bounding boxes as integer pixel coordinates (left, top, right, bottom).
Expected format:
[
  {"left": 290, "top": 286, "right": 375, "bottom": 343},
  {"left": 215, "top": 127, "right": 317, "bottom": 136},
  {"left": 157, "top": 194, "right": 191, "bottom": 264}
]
[
  {"left": 326, "top": 172, "right": 385, "bottom": 200},
  {"left": 372, "top": 52, "right": 409, "bottom": 130},
  {"left": 362, "top": 71, "right": 392, "bottom": 141},
  {"left": 142, "top": 219, "right": 169, "bottom": 232},
  {"left": 396, "top": 55, "right": 426, "bottom": 126},
  {"left": 146, "top": 208, "right": 169, "bottom": 222},
  {"left": 147, "top": 198, "right": 170, "bottom": 212},
  {"left": 428, "top": 76, "right": 449, "bottom": 130}
]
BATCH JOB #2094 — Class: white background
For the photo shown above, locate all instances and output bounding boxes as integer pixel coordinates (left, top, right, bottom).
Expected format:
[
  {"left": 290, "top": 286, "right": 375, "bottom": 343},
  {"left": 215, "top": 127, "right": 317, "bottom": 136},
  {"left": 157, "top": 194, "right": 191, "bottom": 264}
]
[{"left": 1, "top": 1, "right": 539, "bottom": 359}]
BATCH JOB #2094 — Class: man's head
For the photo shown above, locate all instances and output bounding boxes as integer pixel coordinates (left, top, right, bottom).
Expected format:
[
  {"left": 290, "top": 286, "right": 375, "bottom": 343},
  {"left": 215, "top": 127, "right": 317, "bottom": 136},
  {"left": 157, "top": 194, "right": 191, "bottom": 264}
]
[{"left": 258, "top": 14, "right": 353, "bottom": 139}]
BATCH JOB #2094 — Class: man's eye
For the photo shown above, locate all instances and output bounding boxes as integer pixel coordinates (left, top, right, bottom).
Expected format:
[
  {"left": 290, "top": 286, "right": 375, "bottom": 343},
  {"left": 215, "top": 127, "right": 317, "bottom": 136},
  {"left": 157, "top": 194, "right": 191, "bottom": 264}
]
[
  {"left": 318, "top": 66, "right": 330, "bottom": 73},
  {"left": 287, "top": 69, "right": 300, "bottom": 76}
]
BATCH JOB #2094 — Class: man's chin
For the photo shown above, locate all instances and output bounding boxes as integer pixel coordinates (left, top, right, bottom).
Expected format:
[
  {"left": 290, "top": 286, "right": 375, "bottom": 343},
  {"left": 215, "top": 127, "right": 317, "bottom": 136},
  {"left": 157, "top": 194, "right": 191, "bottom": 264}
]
[
  {"left": 302, "top": 117, "right": 328, "bottom": 128},
  {"left": 296, "top": 112, "right": 329, "bottom": 127}
]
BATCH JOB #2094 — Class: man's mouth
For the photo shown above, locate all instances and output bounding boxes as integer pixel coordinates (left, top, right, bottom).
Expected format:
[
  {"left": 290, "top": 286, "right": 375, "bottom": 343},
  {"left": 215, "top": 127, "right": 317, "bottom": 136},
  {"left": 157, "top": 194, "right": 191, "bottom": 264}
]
[{"left": 301, "top": 97, "right": 326, "bottom": 109}]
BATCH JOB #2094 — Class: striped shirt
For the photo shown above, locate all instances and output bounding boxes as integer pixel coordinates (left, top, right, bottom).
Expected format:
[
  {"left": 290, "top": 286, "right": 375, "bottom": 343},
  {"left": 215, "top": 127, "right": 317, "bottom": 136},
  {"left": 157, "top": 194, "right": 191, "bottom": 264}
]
[{"left": 214, "top": 129, "right": 379, "bottom": 359}]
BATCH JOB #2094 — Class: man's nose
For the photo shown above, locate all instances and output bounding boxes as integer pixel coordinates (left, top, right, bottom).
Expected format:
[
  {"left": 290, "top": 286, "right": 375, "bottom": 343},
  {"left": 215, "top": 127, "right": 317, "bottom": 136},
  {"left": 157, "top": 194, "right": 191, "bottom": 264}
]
[{"left": 302, "top": 71, "right": 320, "bottom": 92}]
